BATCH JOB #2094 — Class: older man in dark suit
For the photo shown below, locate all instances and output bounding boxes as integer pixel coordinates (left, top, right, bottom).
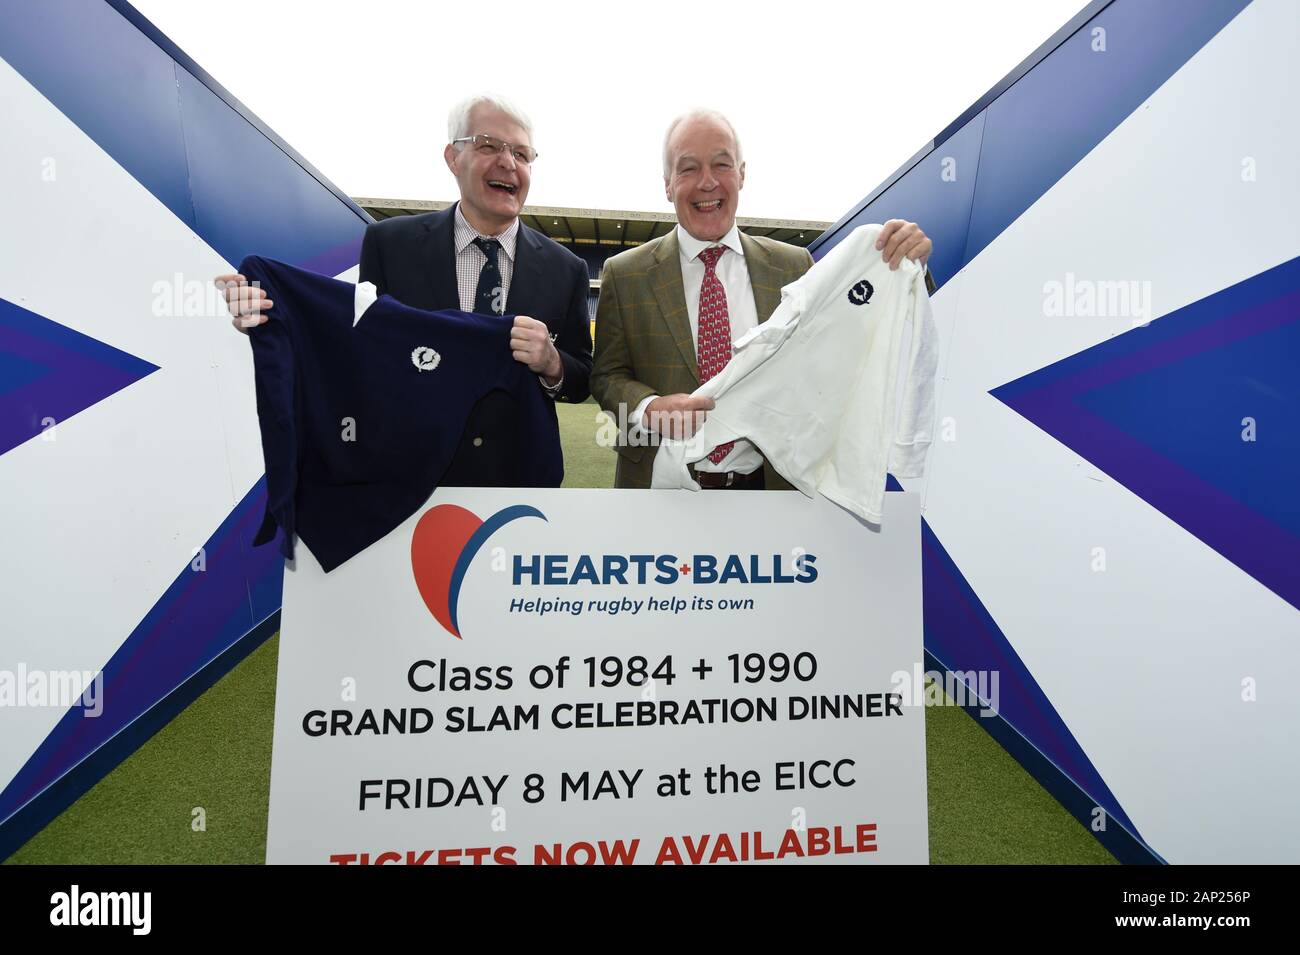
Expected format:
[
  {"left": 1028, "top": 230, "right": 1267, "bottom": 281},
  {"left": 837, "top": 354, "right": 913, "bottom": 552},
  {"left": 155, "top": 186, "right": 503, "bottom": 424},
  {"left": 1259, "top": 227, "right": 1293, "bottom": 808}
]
[{"left": 217, "top": 94, "right": 592, "bottom": 487}]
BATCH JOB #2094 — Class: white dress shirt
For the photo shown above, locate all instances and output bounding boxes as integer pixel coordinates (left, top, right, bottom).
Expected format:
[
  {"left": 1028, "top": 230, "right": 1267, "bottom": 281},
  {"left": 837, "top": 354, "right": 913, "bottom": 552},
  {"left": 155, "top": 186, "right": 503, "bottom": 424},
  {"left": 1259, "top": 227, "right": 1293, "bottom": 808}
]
[
  {"left": 634, "top": 224, "right": 762, "bottom": 472},
  {"left": 676, "top": 223, "right": 759, "bottom": 344},
  {"left": 453, "top": 202, "right": 518, "bottom": 312}
]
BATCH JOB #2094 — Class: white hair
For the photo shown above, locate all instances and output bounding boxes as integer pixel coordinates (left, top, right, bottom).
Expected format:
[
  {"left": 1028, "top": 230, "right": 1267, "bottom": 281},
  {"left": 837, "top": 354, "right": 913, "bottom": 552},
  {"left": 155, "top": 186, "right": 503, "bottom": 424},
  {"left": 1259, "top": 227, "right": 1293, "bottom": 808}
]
[
  {"left": 662, "top": 108, "right": 743, "bottom": 178},
  {"left": 447, "top": 93, "right": 535, "bottom": 145}
]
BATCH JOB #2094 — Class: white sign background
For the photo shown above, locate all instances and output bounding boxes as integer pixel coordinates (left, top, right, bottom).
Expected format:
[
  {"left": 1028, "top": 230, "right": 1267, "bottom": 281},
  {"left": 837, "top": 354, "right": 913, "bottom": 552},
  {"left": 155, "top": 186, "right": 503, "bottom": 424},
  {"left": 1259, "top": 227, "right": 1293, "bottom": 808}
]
[{"left": 266, "top": 489, "right": 927, "bottom": 865}]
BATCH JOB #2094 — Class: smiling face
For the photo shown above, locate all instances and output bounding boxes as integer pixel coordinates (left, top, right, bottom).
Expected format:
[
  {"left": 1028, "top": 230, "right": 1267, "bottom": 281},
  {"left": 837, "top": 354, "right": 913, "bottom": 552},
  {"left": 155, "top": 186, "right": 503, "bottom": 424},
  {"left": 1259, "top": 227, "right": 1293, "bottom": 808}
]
[
  {"left": 664, "top": 114, "right": 745, "bottom": 243},
  {"left": 443, "top": 103, "right": 532, "bottom": 235}
]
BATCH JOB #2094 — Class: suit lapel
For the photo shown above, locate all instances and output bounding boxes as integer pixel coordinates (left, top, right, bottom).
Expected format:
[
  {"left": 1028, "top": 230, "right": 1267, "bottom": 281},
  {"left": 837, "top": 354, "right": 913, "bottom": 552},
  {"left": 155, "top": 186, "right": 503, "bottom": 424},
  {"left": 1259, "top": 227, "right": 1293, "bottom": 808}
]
[
  {"left": 648, "top": 231, "right": 699, "bottom": 381},
  {"left": 420, "top": 205, "right": 462, "bottom": 311},
  {"left": 740, "top": 232, "right": 783, "bottom": 324},
  {"left": 507, "top": 224, "right": 545, "bottom": 315}
]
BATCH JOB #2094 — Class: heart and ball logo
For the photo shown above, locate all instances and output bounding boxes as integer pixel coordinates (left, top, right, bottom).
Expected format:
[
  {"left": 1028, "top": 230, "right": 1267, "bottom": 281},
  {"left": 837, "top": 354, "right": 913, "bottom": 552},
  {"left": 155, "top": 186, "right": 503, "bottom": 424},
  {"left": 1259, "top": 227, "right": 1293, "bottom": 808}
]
[{"left": 410, "top": 504, "right": 546, "bottom": 638}]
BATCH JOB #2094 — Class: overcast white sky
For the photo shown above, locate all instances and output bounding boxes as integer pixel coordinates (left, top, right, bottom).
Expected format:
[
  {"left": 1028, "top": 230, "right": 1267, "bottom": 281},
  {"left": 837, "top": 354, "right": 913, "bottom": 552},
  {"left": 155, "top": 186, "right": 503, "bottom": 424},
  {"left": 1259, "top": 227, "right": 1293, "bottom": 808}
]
[{"left": 132, "top": 0, "right": 1085, "bottom": 223}]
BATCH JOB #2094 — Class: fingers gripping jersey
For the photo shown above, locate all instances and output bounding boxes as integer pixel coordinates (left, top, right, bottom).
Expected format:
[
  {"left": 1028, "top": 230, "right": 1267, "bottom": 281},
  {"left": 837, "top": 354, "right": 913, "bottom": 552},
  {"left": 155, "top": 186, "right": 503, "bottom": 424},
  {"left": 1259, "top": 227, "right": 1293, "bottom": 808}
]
[
  {"left": 240, "top": 255, "right": 562, "bottom": 572},
  {"left": 650, "top": 225, "right": 938, "bottom": 523}
]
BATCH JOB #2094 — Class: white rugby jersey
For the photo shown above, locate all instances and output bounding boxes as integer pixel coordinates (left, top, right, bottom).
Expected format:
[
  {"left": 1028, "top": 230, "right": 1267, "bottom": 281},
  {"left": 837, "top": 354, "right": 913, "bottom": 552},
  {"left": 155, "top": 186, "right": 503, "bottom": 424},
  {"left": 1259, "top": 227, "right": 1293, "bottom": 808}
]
[{"left": 651, "top": 224, "right": 938, "bottom": 523}]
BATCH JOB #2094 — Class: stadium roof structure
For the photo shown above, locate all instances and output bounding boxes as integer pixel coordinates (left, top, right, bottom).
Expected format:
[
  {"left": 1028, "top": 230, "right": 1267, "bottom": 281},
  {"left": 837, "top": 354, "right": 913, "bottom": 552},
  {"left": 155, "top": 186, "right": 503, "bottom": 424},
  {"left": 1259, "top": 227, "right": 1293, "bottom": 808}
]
[{"left": 353, "top": 198, "right": 831, "bottom": 249}]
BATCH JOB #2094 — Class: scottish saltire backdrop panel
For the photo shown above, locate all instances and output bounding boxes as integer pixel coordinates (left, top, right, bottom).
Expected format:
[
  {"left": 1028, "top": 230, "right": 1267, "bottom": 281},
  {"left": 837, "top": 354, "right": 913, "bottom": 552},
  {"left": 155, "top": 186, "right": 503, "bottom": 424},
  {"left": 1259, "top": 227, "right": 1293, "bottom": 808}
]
[
  {"left": 4, "top": 0, "right": 1296, "bottom": 867},
  {"left": 812, "top": 0, "right": 1299, "bottom": 863},
  {"left": 0, "top": 0, "right": 368, "bottom": 849}
]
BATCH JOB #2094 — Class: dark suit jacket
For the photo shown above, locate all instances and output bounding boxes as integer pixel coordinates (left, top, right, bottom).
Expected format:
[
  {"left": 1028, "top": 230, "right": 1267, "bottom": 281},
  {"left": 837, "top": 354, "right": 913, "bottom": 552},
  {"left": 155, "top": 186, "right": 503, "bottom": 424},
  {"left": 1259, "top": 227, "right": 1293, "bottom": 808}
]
[{"left": 359, "top": 204, "right": 592, "bottom": 486}]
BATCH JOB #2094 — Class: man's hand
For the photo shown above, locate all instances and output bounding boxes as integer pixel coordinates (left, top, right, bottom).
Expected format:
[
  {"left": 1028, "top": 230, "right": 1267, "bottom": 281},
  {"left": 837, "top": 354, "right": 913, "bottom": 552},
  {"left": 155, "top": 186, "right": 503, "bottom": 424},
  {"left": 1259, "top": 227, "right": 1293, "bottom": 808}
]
[
  {"left": 643, "top": 394, "right": 715, "bottom": 440},
  {"left": 876, "top": 220, "right": 932, "bottom": 270},
  {"left": 215, "top": 274, "right": 273, "bottom": 332},
  {"left": 511, "top": 316, "right": 562, "bottom": 383}
]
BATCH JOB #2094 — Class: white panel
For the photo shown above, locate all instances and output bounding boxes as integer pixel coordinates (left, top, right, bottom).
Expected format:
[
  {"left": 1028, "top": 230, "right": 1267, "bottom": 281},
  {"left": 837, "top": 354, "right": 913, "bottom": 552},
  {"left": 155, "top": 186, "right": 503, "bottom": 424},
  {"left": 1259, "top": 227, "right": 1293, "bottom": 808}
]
[
  {"left": 0, "top": 59, "right": 267, "bottom": 793},
  {"left": 911, "top": 0, "right": 1300, "bottom": 862}
]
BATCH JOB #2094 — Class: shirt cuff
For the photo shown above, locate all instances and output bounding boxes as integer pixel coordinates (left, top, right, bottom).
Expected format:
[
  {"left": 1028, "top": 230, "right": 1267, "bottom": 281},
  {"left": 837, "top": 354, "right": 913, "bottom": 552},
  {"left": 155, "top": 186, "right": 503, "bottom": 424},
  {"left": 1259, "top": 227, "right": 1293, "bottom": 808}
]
[{"left": 632, "top": 394, "right": 660, "bottom": 435}]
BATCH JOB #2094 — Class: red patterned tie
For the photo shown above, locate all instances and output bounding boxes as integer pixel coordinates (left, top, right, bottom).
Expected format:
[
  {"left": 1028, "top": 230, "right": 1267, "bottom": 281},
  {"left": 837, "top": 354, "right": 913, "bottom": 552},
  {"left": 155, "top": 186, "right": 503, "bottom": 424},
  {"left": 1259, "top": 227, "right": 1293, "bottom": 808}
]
[{"left": 696, "top": 245, "right": 735, "bottom": 465}]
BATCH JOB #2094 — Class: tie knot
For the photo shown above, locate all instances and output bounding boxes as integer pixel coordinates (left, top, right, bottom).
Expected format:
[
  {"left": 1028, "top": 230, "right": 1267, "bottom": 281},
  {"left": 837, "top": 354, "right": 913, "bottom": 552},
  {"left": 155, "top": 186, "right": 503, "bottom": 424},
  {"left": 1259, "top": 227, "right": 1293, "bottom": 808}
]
[
  {"left": 474, "top": 236, "right": 500, "bottom": 262},
  {"left": 698, "top": 245, "right": 726, "bottom": 270}
]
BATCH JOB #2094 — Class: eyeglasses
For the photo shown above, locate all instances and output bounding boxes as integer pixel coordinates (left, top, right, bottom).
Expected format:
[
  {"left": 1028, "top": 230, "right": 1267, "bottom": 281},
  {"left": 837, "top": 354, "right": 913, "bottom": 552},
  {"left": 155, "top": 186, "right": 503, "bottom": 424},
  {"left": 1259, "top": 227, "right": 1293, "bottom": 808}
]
[{"left": 452, "top": 134, "right": 538, "bottom": 165}]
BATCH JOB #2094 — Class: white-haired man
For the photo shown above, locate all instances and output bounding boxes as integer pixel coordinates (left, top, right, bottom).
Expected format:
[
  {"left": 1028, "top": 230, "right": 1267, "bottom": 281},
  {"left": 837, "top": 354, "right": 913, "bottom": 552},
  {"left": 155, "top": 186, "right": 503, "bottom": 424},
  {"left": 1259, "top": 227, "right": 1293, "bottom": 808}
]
[
  {"left": 591, "top": 108, "right": 932, "bottom": 490},
  {"left": 216, "top": 94, "right": 592, "bottom": 486}
]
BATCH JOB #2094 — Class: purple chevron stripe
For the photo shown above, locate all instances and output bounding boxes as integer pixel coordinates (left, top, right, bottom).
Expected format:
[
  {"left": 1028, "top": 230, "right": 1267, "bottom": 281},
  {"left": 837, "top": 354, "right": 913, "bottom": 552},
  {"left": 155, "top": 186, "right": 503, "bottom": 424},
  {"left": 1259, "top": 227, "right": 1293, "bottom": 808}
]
[
  {"left": 0, "top": 478, "right": 283, "bottom": 825},
  {"left": 0, "top": 298, "right": 158, "bottom": 457},
  {"left": 298, "top": 237, "right": 365, "bottom": 279},
  {"left": 995, "top": 279, "right": 1300, "bottom": 610},
  {"left": 920, "top": 520, "right": 1142, "bottom": 838},
  {"left": 1011, "top": 290, "right": 1298, "bottom": 398}
]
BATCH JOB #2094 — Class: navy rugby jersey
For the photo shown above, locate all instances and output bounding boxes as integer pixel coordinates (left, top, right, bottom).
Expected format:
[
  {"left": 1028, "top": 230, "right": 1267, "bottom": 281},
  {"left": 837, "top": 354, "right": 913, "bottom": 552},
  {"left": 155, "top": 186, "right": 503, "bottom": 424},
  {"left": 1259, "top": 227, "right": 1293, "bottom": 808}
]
[{"left": 240, "top": 255, "right": 562, "bottom": 572}]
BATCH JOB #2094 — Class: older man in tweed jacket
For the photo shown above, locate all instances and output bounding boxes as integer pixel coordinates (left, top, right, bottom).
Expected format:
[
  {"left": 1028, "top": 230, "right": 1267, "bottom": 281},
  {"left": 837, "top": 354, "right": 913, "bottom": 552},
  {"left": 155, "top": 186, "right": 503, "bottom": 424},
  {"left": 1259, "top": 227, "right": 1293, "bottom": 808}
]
[{"left": 592, "top": 109, "right": 933, "bottom": 490}]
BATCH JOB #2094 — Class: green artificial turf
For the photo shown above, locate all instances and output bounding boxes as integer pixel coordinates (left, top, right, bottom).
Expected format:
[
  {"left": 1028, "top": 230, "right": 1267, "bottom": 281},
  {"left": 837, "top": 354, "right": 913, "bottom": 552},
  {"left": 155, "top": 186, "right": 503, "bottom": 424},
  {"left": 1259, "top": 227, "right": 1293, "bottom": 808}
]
[
  {"left": 6, "top": 400, "right": 1114, "bottom": 864},
  {"left": 924, "top": 693, "right": 1116, "bottom": 865},
  {"left": 559, "top": 397, "right": 617, "bottom": 489},
  {"left": 8, "top": 635, "right": 279, "bottom": 865}
]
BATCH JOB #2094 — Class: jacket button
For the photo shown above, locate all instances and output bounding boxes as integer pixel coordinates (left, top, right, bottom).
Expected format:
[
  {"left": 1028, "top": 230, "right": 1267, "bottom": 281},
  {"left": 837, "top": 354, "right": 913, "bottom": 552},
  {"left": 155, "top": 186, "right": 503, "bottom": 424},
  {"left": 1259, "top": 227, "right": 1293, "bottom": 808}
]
[{"left": 472, "top": 437, "right": 483, "bottom": 447}]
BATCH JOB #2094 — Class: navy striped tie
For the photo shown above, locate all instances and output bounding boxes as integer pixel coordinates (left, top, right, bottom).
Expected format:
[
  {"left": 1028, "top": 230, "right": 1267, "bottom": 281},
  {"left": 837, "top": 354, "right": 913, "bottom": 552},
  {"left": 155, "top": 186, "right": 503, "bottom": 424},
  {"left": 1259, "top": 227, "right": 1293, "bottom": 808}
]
[{"left": 473, "top": 237, "right": 503, "bottom": 315}]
